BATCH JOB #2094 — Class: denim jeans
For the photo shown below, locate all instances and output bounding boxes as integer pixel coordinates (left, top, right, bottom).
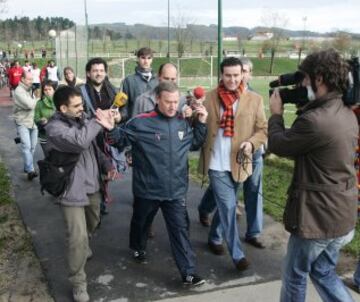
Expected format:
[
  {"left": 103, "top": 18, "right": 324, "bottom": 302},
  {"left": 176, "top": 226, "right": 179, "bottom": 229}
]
[
  {"left": 198, "top": 149, "right": 263, "bottom": 239},
  {"left": 280, "top": 230, "right": 355, "bottom": 302},
  {"left": 208, "top": 170, "right": 245, "bottom": 262},
  {"left": 354, "top": 259, "right": 360, "bottom": 287},
  {"left": 16, "top": 124, "right": 38, "bottom": 172}
]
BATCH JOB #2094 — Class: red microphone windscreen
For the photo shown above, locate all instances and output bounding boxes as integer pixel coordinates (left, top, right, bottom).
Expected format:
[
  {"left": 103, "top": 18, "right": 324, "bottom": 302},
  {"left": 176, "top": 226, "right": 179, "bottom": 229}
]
[{"left": 193, "top": 86, "right": 205, "bottom": 99}]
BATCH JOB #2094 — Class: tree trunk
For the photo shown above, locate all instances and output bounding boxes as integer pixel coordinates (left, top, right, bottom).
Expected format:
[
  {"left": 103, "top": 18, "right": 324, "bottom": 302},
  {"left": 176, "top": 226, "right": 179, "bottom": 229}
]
[{"left": 269, "top": 48, "right": 275, "bottom": 74}]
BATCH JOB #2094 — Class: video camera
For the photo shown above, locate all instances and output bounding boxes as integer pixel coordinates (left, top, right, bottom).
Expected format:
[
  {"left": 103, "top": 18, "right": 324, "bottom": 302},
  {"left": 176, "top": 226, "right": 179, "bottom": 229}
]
[
  {"left": 269, "top": 57, "right": 360, "bottom": 106},
  {"left": 269, "top": 71, "right": 308, "bottom": 106}
]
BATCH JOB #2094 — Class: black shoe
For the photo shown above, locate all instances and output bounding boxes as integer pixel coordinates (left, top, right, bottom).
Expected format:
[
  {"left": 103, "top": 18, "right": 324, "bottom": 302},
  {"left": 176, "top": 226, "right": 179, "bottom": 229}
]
[
  {"left": 208, "top": 241, "right": 225, "bottom": 255},
  {"left": 133, "top": 250, "right": 147, "bottom": 264},
  {"left": 199, "top": 212, "right": 211, "bottom": 227},
  {"left": 183, "top": 274, "right": 205, "bottom": 286},
  {"left": 27, "top": 171, "right": 38, "bottom": 181},
  {"left": 245, "top": 237, "right": 265, "bottom": 249},
  {"left": 100, "top": 208, "right": 109, "bottom": 215},
  {"left": 235, "top": 257, "right": 250, "bottom": 271},
  {"left": 148, "top": 224, "right": 155, "bottom": 238}
]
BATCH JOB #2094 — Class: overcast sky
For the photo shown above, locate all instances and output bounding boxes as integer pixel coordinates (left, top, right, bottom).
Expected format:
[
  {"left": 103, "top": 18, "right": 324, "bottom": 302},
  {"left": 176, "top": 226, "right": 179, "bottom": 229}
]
[{"left": 2, "top": 0, "right": 360, "bottom": 33}]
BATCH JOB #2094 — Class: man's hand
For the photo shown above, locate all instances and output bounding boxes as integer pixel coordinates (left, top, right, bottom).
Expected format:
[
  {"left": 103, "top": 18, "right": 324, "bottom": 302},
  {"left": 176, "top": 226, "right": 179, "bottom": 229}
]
[
  {"left": 194, "top": 105, "right": 208, "bottom": 123},
  {"left": 106, "top": 169, "right": 119, "bottom": 181},
  {"left": 269, "top": 88, "right": 284, "bottom": 115},
  {"left": 40, "top": 117, "right": 48, "bottom": 125},
  {"left": 239, "top": 141, "right": 253, "bottom": 156},
  {"left": 181, "top": 104, "right": 193, "bottom": 118},
  {"left": 96, "top": 109, "right": 116, "bottom": 130},
  {"left": 111, "top": 109, "right": 122, "bottom": 123}
]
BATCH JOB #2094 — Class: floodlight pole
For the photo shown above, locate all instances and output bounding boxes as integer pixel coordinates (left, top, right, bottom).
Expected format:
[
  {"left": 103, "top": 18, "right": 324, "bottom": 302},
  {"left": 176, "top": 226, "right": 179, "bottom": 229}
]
[
  {"left": 167, "top": 0, "right": 170, "bottom": 60},
  {"left": 217, "top": 0, "right": 223, "bottom": 83},
  {"left": 84, "top": 0, "right": 89, "bottom": 60}
]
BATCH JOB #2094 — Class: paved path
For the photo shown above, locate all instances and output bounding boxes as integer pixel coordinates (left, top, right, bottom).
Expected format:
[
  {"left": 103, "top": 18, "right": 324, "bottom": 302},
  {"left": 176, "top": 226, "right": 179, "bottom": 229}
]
[{"left": 0, "top": 87, "right": 358, "bottom": 302}]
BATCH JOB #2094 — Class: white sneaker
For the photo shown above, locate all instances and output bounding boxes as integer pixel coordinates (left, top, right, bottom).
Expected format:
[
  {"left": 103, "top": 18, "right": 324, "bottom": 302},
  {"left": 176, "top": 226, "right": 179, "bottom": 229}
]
[{"left": 73, "top": 285, "right": 89, "bottom": 302}]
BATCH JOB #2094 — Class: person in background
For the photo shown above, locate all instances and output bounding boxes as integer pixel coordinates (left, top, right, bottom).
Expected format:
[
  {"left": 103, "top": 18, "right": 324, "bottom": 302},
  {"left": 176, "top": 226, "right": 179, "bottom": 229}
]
[
  {"left": 352, "top": 105, "right": 360, "bottom": 294},
  {"left": 13, "top": 71, "right": 38, "bottom": 180},
  {"left": 79, "top": 57, "right": 126, "bottom": 216},
  {"left": 59, "top": 66, "right": 84, "bottom": 88},
  {"left": 122, "top": 47, "right": 158, "bottom": 118},
  {"left": 23, "top": 60, "right": 32, "bottom": 73},
  {"left": 46, "top": 60, "right": 61, "bottom": 87},
  {"left": 34, "top": 80, "right": 57, "bottom": 157},
  {"left": 8, "top": 60, "right": 23, "bottom": 97},
  {"left": 31, "top": 62, "right": 41, "bottom": 93}
]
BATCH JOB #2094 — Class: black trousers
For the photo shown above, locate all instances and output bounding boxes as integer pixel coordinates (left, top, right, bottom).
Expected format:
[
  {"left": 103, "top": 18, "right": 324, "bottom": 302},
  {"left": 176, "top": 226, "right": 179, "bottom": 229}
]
[{"left": 129, "top": 197, "right": 196, "bottom": 277}]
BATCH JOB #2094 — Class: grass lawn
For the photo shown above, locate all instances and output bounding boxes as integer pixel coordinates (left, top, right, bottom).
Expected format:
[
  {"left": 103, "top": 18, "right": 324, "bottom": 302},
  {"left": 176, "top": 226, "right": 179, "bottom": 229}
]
[{"left": 0, "top": 162, "right": 13, "bottom": 251}]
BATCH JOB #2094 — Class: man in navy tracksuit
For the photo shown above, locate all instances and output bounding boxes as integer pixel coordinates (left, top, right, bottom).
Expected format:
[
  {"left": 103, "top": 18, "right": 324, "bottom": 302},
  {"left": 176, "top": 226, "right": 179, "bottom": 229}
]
[{"left": 102, "top": 81, "right": 208, "bottom": 286}]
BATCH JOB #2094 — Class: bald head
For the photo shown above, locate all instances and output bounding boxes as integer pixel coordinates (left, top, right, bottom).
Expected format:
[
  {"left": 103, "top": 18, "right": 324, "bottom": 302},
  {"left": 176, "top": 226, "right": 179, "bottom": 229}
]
[
  {"left": 158, "top": 63, "right": 177, "bottom": 83},
  {"left": 21, "top": 71, "right": 33, "bottom": 88}
]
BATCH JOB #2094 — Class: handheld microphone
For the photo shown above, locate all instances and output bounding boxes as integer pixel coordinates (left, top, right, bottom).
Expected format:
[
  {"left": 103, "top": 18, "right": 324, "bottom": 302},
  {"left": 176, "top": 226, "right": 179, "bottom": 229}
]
[
  {"left": 193, "top": 86, "right": 205, "bottom": 100},
  {"left": 191, "top": 86, "right": 206, "bottom": 109},
  {"left": 111, "top": 92, "right": 128, "bottom": 110}
]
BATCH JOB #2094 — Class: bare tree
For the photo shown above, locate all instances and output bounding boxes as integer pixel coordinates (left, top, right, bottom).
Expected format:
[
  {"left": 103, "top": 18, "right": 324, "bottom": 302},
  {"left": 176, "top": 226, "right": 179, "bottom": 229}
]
[
  {"left": 0, "top": 0, "right": 7, "bottom": 13},
  {"left": 261, "top": 10, "right": 288, "bottom": 74},
  {"left": 172, "top": 8, "right": 196, "bottom": 58},
  {"left": 332, "top": 31, "right": 352, "bottom": 55}
]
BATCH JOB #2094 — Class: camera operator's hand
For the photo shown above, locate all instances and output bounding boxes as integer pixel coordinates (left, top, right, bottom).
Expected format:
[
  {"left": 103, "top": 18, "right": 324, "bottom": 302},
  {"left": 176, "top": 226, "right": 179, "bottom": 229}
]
[{"left": 269, "top": 88, "right": 284, "bottom": 115}]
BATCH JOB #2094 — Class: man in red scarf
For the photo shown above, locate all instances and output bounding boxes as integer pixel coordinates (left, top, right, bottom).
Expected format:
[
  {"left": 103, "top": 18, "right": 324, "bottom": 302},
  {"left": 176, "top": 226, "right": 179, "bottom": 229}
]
[{"left": 198, "top": 57, "right": 267, "bottom": 271}]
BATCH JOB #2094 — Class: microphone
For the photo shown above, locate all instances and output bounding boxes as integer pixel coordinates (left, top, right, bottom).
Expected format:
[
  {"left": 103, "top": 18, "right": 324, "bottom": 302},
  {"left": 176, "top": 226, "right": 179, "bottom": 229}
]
[
  {"left": 111, "top": 92, "right": 128, "bottom": 110},
  {"left": 193, "top": 86, "right": 205, "bottom": 100},
  {"left": 190, "top": 86, "right": 206, "bottom": 109}
]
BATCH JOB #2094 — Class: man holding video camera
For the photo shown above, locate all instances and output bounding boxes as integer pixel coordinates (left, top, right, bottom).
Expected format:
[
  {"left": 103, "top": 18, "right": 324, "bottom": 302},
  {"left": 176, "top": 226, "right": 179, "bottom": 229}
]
[{"left": 268, "top": 48, "right": 358, "bottom": 301}]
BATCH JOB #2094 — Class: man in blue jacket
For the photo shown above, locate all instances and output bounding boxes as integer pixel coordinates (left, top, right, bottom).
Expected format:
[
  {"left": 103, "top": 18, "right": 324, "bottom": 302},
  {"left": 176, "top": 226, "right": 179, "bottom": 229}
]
[{"left": 98, "top": 81, "right": 208, "bottom": 286}]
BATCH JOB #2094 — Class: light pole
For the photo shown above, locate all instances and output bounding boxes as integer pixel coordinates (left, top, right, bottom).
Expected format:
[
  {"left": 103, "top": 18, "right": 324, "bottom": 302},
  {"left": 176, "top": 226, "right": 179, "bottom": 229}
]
[
  {"left": 84, "top": 0, "right": 89, "bottom": 60},
  {"left": 48, "top": 29, "right": 57, "bottom": 59},
  {"left": 217, "top": 0, "right": 223, "bottom": 82},
  {"left": 298, "top": 16, "right": 307, "bottom": 65},
  {"left": 302, "top": 16, "right": 307, "bottom": 50},
  {"left": 167, "top": 0, "right": 170, "bottom": 60}
]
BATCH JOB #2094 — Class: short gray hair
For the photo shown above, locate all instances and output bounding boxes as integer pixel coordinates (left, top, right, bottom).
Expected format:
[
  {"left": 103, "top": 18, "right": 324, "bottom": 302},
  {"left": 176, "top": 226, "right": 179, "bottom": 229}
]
[
  {"left": 154, "top": 81, "right": 179, "bottom": 98},
  {"left": 239, "top": 57, "right": 253, "bottom": 72}
]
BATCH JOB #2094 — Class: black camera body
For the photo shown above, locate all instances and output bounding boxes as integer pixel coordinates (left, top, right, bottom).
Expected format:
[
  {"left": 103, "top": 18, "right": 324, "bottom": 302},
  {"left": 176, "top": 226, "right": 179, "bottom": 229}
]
[
  {"left": 14, "top": 137, "right": 21, "bottom": 144},
  {"left": 269, "top": 57, "right": 360, "bottom": 106},
  {"left": 269, "top": 71, "right": 309, "bottom": 106}
]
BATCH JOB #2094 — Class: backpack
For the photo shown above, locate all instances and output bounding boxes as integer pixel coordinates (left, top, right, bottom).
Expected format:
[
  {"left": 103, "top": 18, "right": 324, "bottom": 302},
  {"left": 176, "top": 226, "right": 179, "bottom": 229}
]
[
  {"left": 38, "top": 149, "right": 80, "bottom": 197},
  {"left": 79, "top": 85, "right": 128, "bottom": 173}
]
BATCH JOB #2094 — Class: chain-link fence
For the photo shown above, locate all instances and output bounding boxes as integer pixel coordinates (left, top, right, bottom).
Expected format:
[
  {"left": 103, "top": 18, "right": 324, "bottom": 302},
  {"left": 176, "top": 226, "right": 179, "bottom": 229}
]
[{"left": 55, "top": 25, "right": 88, "bottom": 79}]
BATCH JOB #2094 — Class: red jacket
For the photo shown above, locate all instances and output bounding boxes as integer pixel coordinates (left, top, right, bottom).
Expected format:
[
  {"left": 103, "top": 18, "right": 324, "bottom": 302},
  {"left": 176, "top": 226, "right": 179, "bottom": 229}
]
[
  {"left": 8, "top": 66, "right": 23, "bottom": 87},
  {"left": 40, "top": 66, "right": 47, "bottom": 83}
]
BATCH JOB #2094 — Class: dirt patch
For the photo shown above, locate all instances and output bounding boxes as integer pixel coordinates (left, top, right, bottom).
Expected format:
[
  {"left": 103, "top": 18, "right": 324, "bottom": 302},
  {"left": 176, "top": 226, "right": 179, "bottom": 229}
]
[{"left": 0, "top": 202, "right": 53, "bottom": 302}]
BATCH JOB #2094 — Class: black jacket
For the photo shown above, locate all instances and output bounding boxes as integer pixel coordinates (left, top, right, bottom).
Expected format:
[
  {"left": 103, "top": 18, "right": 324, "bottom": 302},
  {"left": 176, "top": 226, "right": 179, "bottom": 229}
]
[{"left": 108, "top": 108, "right": 207, "bottom": 200}]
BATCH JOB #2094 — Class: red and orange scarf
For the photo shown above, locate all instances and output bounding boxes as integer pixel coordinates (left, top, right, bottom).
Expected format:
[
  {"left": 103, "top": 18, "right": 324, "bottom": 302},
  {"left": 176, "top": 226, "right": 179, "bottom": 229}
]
[{"left": 217, "top": 81, "right": 244, "bottom": 137}]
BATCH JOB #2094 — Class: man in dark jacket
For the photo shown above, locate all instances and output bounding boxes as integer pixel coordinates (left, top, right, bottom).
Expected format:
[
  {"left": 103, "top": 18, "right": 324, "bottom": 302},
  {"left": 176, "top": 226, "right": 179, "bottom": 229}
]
[
  {"left": 99, "top": 81, "right": 208, "bottom": 286},
  {"left": 80, "top": 57, "right": 127, "bottom": 215},
  {"left": 268, "top": 48, "right": 358, "bottom": 302},
  {"left": 122, "top": 47, "right": 158, "bottom": 118},
  {"left": 45, "top": 86, "right": 116, "bottom": 302}
]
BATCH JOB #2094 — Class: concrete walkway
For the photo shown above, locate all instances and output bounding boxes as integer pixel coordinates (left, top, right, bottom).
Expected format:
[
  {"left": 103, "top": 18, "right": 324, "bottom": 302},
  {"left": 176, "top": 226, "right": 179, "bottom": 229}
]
[{"left": 0, "top": 87, "right": 358, "bottom": 302}]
